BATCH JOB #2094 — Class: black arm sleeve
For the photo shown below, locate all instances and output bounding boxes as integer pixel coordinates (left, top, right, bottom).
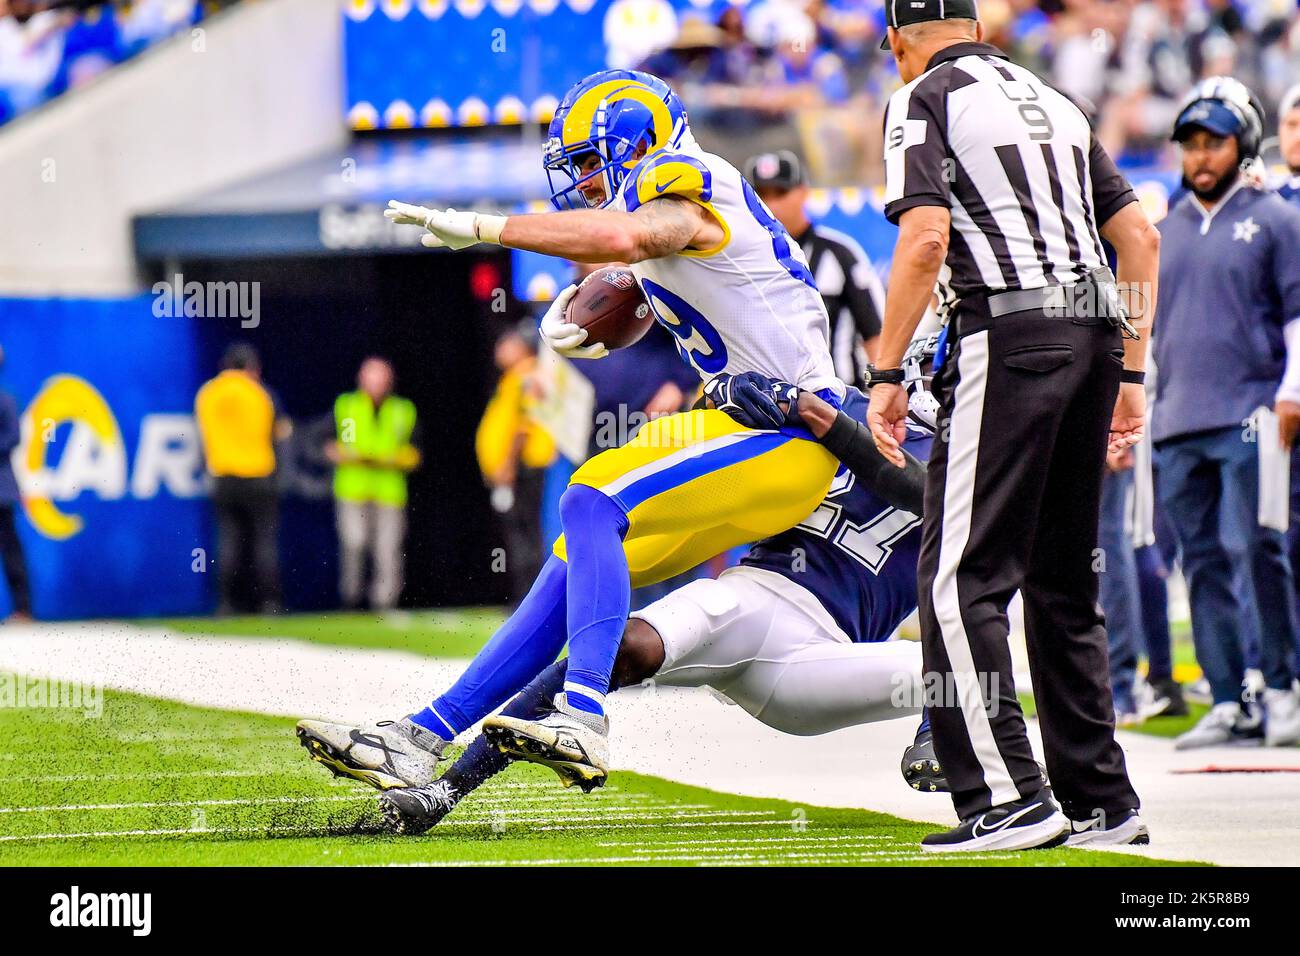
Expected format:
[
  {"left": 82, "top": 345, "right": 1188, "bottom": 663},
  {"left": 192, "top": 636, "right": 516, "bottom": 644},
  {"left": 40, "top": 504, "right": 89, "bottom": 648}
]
[{"left": 819, "top": 409, "right": 926, "bottom": 516}]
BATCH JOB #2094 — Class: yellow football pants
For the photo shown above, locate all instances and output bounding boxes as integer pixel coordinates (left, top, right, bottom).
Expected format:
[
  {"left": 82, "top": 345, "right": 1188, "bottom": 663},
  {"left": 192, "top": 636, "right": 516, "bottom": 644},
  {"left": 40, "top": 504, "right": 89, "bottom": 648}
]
[{"left": 552, "top": 409, "right": 838, "bottom": 588}]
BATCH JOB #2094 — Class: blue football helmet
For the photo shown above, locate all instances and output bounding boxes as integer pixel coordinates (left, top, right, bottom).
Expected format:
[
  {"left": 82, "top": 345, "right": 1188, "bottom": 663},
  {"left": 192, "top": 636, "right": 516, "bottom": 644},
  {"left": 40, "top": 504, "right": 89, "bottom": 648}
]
[{"left": 544, "top": 70, "right": 689, "bottom": 210}]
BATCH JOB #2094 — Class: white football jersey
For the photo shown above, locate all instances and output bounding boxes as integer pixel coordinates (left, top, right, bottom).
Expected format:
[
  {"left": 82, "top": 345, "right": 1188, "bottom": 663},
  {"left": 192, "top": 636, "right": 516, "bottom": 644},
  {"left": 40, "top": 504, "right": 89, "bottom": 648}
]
[{"left": 610, "top": 147, "right": 843, "bottom": 397}]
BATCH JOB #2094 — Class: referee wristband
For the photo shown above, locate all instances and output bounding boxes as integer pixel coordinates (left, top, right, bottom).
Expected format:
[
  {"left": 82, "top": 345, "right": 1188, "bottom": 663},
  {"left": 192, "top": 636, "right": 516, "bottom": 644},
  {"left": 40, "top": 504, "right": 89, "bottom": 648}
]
[
  {"left": 1120, "top": 369, "right": 1145, "bottom": 385},
  {"left": 865, "top": 365, "right": 905, "bottom": 387}
]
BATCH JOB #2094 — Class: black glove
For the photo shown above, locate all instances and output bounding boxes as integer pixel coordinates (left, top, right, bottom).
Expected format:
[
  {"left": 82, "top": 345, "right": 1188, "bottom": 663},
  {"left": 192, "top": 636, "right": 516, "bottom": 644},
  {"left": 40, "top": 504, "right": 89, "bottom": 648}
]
[{"left": 704, "top": 372, "right": 798, "bottom": 430}]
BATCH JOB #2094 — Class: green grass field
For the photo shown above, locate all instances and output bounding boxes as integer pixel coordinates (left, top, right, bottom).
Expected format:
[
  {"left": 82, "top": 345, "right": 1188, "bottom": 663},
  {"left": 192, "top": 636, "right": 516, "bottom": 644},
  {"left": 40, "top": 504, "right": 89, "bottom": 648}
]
[{"left": 0, "top": 687, "right": 1193, "bottom": 867}]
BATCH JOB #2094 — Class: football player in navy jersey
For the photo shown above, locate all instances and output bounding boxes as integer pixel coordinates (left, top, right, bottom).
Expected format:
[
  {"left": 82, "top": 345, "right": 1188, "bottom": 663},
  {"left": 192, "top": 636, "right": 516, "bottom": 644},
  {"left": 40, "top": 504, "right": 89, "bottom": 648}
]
[{"left": 378, "top": 335, "right": 950, "bottom": 835}]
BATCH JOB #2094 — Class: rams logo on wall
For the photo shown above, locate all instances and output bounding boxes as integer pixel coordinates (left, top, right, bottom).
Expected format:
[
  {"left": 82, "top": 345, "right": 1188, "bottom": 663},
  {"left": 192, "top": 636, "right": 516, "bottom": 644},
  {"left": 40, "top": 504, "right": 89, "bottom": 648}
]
[{"left": 16, "top": 375, "right": 204, "bottom": 541}]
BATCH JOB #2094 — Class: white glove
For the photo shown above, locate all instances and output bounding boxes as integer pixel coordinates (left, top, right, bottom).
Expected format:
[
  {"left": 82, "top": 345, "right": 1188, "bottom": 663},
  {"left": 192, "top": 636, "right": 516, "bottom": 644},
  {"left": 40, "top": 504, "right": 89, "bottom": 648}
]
[
  {"left": 384, "top": 200, "right": 507, "bottom": 250},
  {"left": 540, "top": 284, "right": 608, "bottom": 360}
]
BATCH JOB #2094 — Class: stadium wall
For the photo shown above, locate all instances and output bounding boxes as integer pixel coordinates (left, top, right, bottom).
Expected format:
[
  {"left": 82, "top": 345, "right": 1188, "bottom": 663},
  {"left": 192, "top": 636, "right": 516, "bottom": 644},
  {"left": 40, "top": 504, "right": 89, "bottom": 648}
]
[{"left": 0, "top": 0, "right": 345, "bottom": 297}]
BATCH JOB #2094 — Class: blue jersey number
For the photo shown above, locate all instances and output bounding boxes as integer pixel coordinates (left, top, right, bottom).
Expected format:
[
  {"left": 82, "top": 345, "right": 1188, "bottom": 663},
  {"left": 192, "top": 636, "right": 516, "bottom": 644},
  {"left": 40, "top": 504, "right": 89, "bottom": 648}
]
[
  {"left": 741, "top": 179, "right": 818, "bottom": 290},
  {"left": 639, "top": 278, "right": 729, "bottom": 374}
]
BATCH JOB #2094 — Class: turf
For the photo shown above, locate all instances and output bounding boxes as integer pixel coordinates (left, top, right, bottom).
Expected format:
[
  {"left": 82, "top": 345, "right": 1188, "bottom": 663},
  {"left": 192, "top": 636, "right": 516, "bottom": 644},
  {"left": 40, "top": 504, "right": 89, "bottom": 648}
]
[
  {"left": 151, "top": 609, "right": 507, "bottom": 658},
  {"left": 0, "top": 687, "right": 1194, "bottom": 867}
]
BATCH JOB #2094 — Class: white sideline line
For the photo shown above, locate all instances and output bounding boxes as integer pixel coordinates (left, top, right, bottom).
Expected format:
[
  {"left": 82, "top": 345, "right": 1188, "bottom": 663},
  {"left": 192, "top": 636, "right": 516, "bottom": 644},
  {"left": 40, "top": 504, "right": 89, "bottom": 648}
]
[
  {"left": 4, "top": 769, "right": 319, "bottom": 783},
  {"left": 0, "top": 794, "right": 370, "bottom": 814},
  {"left": 395, "top": 850, "right": 1024, "bottom": 867},
  {"left": 0, "top": 810, "right": 779, "bottom": 842},
  {"left": 0, "top": 801, "right": 707, "bottom": 822},
  {"left": 596, "top": 834, "right": 893, "bottom": 848}
]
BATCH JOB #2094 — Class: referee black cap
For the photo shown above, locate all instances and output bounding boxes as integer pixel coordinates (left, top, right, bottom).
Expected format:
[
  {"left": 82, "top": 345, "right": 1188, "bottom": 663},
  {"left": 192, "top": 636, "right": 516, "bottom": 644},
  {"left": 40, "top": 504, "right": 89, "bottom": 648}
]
[
  {"left": 743, "top": 150, "right": 806, "bottom": 191},
  {"left": 880, "top": 0, "right": 980, "bottom": 48}
]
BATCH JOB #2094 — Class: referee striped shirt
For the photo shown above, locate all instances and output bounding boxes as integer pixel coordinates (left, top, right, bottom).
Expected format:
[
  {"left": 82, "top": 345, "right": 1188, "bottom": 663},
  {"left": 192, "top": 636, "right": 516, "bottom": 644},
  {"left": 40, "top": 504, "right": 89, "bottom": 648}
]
[{"left": 882, "top": 41, "right": 1135, "bottom": 301}]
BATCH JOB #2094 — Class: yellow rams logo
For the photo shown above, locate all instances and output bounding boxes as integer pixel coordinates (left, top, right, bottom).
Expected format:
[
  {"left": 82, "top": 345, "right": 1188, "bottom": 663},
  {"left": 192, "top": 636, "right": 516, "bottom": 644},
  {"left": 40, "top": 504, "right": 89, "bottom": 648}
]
[{"left": 20, "top": 376, "right": 124, "bottom": 541}]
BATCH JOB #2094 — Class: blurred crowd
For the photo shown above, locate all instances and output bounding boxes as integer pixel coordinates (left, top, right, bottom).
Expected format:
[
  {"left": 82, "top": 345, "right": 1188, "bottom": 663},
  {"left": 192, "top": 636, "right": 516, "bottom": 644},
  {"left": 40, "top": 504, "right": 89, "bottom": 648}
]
[
  {"left": 610, "top": 0, "right": 1300, "bottom": 164},
  {"left": 0, "top": 0, "right": 239, "bottom": 126}
]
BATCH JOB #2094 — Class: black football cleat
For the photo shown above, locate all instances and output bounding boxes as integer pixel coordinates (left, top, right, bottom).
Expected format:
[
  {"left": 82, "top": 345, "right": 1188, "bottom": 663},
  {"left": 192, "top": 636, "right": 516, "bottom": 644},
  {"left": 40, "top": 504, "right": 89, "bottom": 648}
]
[
  {"left": 921, "top": 788, "right": 1070, "bottom": 853},
  {"left": 901, "top": 730, "right": 947, "bottom": 793},
  {"left": 378, "top": 779, "right": 463, "bottom": 836}
]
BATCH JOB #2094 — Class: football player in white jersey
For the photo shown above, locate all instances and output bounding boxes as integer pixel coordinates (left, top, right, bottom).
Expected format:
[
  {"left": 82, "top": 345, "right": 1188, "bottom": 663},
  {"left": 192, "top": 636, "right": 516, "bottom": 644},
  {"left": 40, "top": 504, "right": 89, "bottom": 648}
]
[{"left": 297, "top": 71, "right": 847, "bottom": 791}]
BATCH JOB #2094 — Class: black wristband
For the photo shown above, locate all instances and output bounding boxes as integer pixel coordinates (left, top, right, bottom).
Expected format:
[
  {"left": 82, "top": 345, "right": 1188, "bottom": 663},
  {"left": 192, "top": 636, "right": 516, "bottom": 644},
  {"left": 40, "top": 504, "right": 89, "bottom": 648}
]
[
  {"left": 865, "top": 365, "right": 905, "bottom": 387},
  {"left": 1121, "top": 369, "right": 1145, "bottom": 385},
  {"left": 820, "top": 410, "right": 926, "bottom": 515}
]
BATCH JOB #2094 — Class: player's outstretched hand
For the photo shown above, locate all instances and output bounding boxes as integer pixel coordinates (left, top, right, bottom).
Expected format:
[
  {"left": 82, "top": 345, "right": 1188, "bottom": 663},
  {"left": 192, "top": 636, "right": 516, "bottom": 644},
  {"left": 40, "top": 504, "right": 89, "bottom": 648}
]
[
  {"left": 867, "top": 381, "right": 909, "bottom": 468},
  {"left": 384, "top": 201, "right": 505, "bottom": 250},
  {"left": 540, "top": 285, "right": 608, "bottom": 359},
  {"left": 704, "top": 372, "right": 797, "bottom": 431}
]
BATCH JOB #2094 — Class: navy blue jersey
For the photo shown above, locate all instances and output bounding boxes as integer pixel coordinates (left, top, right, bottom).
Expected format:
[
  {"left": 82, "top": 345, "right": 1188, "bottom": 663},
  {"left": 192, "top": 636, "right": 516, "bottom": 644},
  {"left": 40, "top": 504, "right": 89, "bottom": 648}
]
[
  {"left": 1152, "top": 184, "right": 1300, "bottom": 443},
  {"left": 742, "top": 390, "right": 930, "bottom": 643}
]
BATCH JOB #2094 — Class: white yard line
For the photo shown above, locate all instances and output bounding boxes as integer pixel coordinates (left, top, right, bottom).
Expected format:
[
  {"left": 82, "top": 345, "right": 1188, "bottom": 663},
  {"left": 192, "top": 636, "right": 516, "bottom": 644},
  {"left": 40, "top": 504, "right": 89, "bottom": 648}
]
[{"left": 2, "top": 622, "right": 1298, "bottom": 865}]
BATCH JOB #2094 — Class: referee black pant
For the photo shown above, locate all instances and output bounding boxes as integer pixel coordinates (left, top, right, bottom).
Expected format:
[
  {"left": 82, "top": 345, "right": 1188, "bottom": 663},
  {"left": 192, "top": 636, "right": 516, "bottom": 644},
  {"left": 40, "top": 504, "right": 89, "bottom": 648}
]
[{"left": 919, "top": 303, "right": 1140, "bottom": 823}]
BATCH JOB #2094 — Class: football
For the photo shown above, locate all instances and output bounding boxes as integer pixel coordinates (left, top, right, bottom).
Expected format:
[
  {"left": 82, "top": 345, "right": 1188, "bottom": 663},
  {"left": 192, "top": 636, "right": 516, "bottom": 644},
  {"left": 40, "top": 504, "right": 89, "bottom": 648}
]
[{"left": 565, "top": 266, "right": 654, "bottom": 350}]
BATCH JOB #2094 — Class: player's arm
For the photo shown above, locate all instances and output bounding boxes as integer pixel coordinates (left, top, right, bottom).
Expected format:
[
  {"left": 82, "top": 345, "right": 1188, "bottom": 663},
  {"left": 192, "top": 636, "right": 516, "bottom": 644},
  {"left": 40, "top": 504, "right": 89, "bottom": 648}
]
[
  {"left": 700, "top": 372, "right": 926, "bottom": 514},
  {"left": 501, "top": 196, "right": 712, "bottom": 263},
  {"left": 795, "top": 391, "right": 927, "bottom": 516},
  {"left": 385, "top": 195, "right": 719, "bottom": 264}
]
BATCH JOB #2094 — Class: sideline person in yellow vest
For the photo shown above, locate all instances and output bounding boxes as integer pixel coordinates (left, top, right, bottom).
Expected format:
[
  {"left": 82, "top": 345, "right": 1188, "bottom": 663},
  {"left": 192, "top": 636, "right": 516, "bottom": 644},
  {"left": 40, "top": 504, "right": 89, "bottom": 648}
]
[
  {"left": 327, "top": 357, "right": 420, "bottom": 610},
  {"left": 194, "top": 343, "right": 285, "bottom": 615},
  {"left": 476, "top": 326, "right": 557, "bottom": 605}
]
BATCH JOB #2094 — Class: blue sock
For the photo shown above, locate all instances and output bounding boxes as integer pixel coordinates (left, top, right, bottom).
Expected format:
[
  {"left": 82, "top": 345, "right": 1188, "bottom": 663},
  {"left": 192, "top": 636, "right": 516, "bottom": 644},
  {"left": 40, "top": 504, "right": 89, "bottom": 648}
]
[
  {"left": 410, "top": 554, "right": 569, "bottom": 738},
  {"left": 917, "top": 708, "right": 932, "bottom": 737},
  {"left": 557, "top": 484, "right": 630, "bottom": 717},
  {"left": 442, "top": 660, "right": 569, "bottom": 794}
]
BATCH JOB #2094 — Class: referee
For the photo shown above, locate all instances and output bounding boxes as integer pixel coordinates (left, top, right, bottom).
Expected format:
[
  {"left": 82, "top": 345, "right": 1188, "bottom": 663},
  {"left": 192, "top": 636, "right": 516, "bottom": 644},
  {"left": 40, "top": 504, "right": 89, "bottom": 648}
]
[
  {"left": 743, "top": 150, "right": 886, "bottom": 385},
  {"left": 866, "top": 2, "right": 1162, "bottom": 851}
]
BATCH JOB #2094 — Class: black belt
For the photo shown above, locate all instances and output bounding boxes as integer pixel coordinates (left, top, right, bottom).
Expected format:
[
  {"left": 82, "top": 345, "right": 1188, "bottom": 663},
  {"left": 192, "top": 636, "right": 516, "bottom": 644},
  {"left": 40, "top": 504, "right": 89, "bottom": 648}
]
[{"left": 956, "top": 268, "right": 1137, "bottom": 339}]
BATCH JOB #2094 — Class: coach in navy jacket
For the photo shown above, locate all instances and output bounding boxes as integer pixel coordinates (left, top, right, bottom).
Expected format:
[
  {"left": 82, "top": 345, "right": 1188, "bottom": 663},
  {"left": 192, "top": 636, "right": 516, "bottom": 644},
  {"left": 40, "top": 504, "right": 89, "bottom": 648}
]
[{"left": 1153, "top": 79, "right": 1300, "bottom": 748}]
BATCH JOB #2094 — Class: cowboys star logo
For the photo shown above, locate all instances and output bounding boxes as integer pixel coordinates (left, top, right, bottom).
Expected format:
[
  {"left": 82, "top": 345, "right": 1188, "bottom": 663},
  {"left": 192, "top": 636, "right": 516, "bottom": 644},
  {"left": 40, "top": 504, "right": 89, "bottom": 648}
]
[{"left": 1232, "top": 216, "right": 1260, "bottom": 243}]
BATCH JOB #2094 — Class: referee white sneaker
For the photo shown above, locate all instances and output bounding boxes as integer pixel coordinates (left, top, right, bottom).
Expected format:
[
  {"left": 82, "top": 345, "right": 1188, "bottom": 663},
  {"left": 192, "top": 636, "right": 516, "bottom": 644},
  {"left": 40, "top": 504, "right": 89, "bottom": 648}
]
[
  {"left": 483, "top": 692, "right": 610, "bottom": 791},
  {"left": 921, "top": 788, "right": 1070, "bottom": 853},
  {"left": 1065, "top": 809, "right": 1150, "bottom": 848}
]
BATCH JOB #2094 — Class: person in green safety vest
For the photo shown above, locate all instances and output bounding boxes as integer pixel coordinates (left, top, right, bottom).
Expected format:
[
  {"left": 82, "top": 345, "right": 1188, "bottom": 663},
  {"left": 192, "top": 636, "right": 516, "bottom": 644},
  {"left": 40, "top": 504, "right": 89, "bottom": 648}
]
[{"left": 326, "top": 357, "right": 420, "bottom": 610}]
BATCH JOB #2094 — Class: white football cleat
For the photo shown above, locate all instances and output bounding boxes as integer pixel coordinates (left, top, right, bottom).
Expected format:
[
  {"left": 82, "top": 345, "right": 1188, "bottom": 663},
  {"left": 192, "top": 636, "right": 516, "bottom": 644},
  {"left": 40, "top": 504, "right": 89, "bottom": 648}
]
[
  {"left": 296, "top": 717, "right": 447, "bottom": 790},
  {"left": 483, "top": 693, "right": 610, "bottom": 791},
  {"left": 1263, "top": 687, "right": 1300, "bottom": 747}
]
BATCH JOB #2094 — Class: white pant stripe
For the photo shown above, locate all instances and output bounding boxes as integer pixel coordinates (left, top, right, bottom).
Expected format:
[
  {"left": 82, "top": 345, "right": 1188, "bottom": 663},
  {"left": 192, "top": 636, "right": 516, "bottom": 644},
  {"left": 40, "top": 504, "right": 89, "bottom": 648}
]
[
  {"left": 931, "top": 330, "right": 1020, "bottom": 806},
  {"left": 597, "top": 430, "right": 756, "bottom": 499}
]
